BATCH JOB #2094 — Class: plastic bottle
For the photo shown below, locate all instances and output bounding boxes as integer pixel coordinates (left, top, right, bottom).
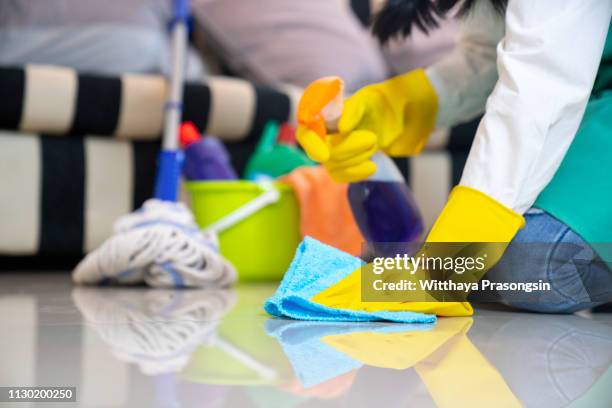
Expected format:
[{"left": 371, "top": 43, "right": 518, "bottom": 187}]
[
  {"left": 297, "top": 77, "right": 423, "bottom": 256},
  {"left": 244, "top": 121, "right": 315, "bottom": 181},
  {"left": 180, "top": 122, "right": 238, "bottom": 181},
  {"left": 348, "top": 152, "right": 424, "bottom": 256}
]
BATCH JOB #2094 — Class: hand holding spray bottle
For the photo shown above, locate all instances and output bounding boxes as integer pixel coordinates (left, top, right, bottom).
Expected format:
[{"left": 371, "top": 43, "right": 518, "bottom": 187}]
[{"left": 298, "top": 77, "right": 424, "bottom": 256}]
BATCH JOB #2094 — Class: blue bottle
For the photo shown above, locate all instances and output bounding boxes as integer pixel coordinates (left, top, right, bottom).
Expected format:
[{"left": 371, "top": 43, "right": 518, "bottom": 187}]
[{"left": 348, "top": 152, "right": 423, "bottom": 256}]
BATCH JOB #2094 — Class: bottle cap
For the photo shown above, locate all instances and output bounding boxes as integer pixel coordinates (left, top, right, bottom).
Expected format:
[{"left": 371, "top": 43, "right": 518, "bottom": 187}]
[
  {"left": 179, "top": 121, "right": 201, "bottom": 147},
  {"left": 277, "top": 123, "right": 296, "bottom": 145}
]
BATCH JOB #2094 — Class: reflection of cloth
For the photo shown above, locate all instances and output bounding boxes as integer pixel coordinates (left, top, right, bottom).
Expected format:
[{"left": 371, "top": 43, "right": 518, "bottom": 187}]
[
  {"left": 268, "top": 308, "right": 612, "bottom": 408},
  {"left": 485, "top": 209, "right": 612, "bottom": 313},
  {"left": 319, "top": 318, "right": 522, "bottom": 408},
  {"left": 281, "top": 166, "right": 363, "bottom": 256},
  {"left": 264, "top": 237, "right": 435, "bottom": 323},
  {"left": 269, "top": 317, "right": 521, "bottom": 408},
  {"left": 72, "top": 287, "right": 235, "bottom": 375},
  {"left": 265, "top": 319, "right": 430, "bottom": 387},
  {"left": 265, "top": 320, "right": 361, "bottom": 387},
  {"left": 469, "top": 313, "right": 612, "bottom": 408}
]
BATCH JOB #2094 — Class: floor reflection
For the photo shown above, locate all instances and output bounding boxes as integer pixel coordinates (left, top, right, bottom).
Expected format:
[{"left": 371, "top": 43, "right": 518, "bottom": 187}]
[
  {"left": 73, "top": 287, "right": 236, "bottom": 375},
  {"left": 66, "top": 284, "right": 612, "bottom": 407}
]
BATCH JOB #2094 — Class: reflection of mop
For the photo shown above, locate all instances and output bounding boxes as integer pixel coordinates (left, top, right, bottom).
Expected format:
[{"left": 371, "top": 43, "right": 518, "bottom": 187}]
[
  {"left": 72, "top": 287, "right": 236, "bottom": 375},
  {"left": 209, "top": 335, "right": 277, "bottom": 381},
  {"left": 72, "top": 0, "right": 236, "bottom": 288},
  {"left": 73, "top": 287, "right": 237, "bottom": 408},
  {"left": 182, "top": 287, "right": 291, "bottom": 386},
  {"left": 73, "top": 286, "right": 276, "bottom": 380}
]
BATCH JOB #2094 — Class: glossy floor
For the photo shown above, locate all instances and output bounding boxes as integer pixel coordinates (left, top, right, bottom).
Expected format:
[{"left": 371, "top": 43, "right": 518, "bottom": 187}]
[{"left": 1, "top": 273, "right": 611, "bottom": 408}]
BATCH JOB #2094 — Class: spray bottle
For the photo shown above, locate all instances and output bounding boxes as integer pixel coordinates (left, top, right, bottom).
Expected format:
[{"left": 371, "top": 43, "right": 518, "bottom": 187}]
[
  {"left": 244, "top": 121, "right": 315, "bottom": 181},
  {"left": 179, "top": 122, "right": 238, "bottom": 181},
  {"left": 298, "top": 77, "right": 424, "bottom": 255}
]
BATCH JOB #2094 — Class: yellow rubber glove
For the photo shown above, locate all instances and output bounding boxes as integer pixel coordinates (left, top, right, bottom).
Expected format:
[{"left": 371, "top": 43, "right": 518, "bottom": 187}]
[
  {"left": 297, "top": 70, "right": 438, "bottom": 183},
  {"left": 311, "top": 186, "right": 525, "bottom": 317},
  {"left": 296, "top": 126, "right": 379, "bottom": 183},
  {"left": 338, "top": 68, "right": 438, "bottom": 157}
]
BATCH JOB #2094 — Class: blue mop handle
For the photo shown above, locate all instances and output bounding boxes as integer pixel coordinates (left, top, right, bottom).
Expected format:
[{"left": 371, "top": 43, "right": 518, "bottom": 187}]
[
  {"left": 154, "top": 0, "right": 190, "bottom": 201},
  {"left": 173, "top": 0, "right": 190, "bottom": 21},
  {"left": 154, "top": 150, "right": 184, "bottom": 201}
]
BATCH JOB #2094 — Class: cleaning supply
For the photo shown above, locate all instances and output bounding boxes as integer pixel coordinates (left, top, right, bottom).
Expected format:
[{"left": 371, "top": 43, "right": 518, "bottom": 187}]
[
  {"left": 73, "top": 0, "right": 237, "bottom": 289},
  {"left": 73, "top": 199, "right": 237, "bottom": 287},
  {"left": 154, "top": 0, "right": 190, "bottom": 201},
  {"left": 348, "top": 153, "right": 424, "bottom": 255},
  {"left": 244, "top": 121, "right": 315, "bottom": 180},
  {"left": 295, "top": 77, "right": 519, "bottom": 317},
  {"left": 187, "top": 181, "right": 300, "bottom": 281},
  {"left": 298, "top": 77, "right": 424, "bottom": 254},
  {"left": 277, "top": 123, "right": 297, "bottom": 145},
  {"left": 311, "top": 186, "right": 523, "bottom": 317},
  {"left": 179, "top": 122, "right": 238, "bottom": 180},
  {"left": 280, "top": 166, "right": 363, "bottom": 256},
  {"left": 296, "top": 70, "right": 437, "bottom": 179},
  {"left": 263, "top": 237, "right": 436, "bottom": 323}
]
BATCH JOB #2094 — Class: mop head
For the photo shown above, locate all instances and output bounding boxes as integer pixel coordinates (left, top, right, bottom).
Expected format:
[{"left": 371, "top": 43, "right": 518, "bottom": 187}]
[{"left": 73, "top": 199, "right": 237, "bottom": 288}]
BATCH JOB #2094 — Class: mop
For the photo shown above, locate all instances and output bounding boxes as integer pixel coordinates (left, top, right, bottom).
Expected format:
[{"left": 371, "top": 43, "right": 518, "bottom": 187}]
[{"left": 73, "top": 0, "right": 236, "bottom": 288}]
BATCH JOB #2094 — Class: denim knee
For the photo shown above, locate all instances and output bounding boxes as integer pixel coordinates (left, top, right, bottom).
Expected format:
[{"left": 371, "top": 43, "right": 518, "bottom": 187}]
[
  {"left": 486, "top": 209, "right": 610, "bottom": 313},
  {"left": 505, "top": 299, "right": 599, "bottom": 314}
]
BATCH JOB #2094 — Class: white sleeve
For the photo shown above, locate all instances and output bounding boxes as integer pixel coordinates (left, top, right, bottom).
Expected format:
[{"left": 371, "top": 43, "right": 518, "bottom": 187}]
[
  {"left": 426, "top": 1, "right": 505, "bottom": 127},
  {"left": 460, "top": 0, "right": 612, "bottom": 214}
]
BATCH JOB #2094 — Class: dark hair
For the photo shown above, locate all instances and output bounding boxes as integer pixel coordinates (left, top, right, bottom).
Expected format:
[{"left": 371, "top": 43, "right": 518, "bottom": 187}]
[{"left": 372, "top": 0, "right": 507, "bottom": 44}]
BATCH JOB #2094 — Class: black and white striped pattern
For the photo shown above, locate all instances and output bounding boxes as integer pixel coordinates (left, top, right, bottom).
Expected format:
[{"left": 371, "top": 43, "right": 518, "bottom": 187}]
[
  {"left": 0, "top": 130, "right": 468, "bottom": 259},
  {"left": 0, "top": 64, "right": 477, "bottom": 264},
  {"left": 0, "top": 65, "right": 296, "bottom": 142},
  {"left": 0, "top": 131, "right": 158, "bottom": 257}
]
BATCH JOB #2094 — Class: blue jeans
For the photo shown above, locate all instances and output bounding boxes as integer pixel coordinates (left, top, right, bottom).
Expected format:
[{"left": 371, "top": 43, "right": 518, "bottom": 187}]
[{"left": 483, "top": 209, "right": 612, "bottom": 313}]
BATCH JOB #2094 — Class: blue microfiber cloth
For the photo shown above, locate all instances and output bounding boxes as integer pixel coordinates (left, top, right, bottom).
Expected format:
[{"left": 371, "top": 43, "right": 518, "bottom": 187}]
[
  {"left": 264, "top": 237, "right": 436, "bottom": 323},
  {"left": 265, "top": 318, "right": 433, "bottom": 387}
]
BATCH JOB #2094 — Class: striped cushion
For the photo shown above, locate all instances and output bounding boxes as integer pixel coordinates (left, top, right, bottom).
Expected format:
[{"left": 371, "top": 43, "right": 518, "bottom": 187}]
[
  {"left": 0, "top": 130, "right": 468, "bottom": 261},
  {"left": 0, "top": 65, "right": 297, "bottom": 143},
  {"left": 0, "top": 132, "right": 158, "bottom": 257},
  {"left": 0, "top": 64, "right": 477, "bottom": 266}
]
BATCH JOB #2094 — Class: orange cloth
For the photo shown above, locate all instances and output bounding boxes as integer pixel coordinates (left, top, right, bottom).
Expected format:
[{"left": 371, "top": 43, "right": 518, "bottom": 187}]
[{"left": 281, "top": 166, "right": 363, "bottom": 256}]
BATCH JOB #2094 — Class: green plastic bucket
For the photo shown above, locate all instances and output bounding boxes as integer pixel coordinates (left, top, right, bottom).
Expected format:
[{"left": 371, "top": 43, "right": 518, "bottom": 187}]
[{"left": 186, "top": 181, "right": 300, "bottom": 281}]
